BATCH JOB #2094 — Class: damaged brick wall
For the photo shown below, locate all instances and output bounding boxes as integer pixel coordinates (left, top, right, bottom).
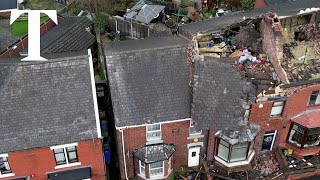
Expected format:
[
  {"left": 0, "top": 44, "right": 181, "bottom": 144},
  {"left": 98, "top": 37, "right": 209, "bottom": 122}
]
[
  {"left": 187, "top": 38, "right": 199, "bottom": 88},
  {"left": 260, "top": 12, "right": 290, "bottom": 84}
]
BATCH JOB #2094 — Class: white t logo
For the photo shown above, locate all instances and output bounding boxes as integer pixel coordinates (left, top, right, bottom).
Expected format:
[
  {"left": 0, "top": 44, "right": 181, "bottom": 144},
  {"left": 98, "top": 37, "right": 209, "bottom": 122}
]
[{"left": 10, "top": 10, "right": 58, "bottom": 61}]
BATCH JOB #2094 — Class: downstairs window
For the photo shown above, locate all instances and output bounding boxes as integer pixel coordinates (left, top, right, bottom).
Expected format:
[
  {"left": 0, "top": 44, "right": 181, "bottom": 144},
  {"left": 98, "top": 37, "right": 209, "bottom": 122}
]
[{"left": 216, "top": 139, "right": 254, "bottom": 163}]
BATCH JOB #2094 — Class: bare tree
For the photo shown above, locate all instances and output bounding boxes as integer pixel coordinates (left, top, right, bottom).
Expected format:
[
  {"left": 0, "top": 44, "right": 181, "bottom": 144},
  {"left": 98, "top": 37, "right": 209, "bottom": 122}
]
[{"left": 79, "top": 0, "right": 115, "bottom": 14}]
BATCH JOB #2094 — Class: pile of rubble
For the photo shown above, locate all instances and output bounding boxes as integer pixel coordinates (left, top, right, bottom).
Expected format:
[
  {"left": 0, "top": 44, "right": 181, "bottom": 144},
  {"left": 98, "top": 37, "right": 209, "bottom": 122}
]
[{"left": 253, "top": 152, "right": 281, "bottom": 176}]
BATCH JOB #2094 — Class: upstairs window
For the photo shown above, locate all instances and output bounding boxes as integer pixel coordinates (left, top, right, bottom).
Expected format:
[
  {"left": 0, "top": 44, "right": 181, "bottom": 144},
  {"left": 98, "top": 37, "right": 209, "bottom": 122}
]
[
  {"left": 308, "top": 91, "right": 320, "bottom": 106},
  {"left": 51, "top": 143, "right": 79, "bottom": 168},
  {"left": 147, "top": 124, "right": 161, "bottom": 141},
  {"left": 189, "top": 120, "right": 202, "bottom": 135},
  {"left": 0, "top": 155, "right": 12, "bottom": 176},
  {"left": 270, "top": 101, "right": 285, "bottom": 117}
]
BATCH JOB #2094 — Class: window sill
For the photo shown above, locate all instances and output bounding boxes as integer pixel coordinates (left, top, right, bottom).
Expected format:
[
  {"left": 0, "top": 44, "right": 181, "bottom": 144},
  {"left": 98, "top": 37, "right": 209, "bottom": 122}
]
[
  {"left": 187, "top": 134, "right": 204, "bottom": 139},
  {"left": 55, "top": 162, "right": 81, "bottom": 169},
  {"left": 307, "top": 104, "right": 320, "bottom": 107},
  {"left": 149, "top": 175, "right": 165, "bottom": 179},
  {"left": 146, "top": 139, "right": 163, "bottom": 145},
  {"left": 137, "top": 173, "right": 167, "bottom": 180},
  {"left": 269, "top": 116, "right": 283, "bottom": 119},
  {"left": 0, "top": 173, "right": 15, "bottom": 178}
]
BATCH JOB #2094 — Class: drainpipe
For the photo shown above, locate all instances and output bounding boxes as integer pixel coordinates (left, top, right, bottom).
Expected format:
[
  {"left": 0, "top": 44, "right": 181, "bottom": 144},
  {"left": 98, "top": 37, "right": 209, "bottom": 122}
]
[{"left": 120, "top": 129, "right": 129, "bottom": 180}]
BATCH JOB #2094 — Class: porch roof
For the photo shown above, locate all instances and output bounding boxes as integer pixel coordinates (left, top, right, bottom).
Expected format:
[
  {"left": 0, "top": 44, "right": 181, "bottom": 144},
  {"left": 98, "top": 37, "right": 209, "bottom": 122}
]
[{"left": 291, "top": 109, "right": 320, "bottom": 129}]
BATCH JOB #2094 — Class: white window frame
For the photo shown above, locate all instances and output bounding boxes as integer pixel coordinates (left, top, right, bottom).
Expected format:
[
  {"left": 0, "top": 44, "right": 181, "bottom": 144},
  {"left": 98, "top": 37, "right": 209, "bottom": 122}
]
[
  {"left": 189, "top": 120, "right": 202, "bottom": 135},
  {"left": 149, "top": 161, "right": 164, "bottom": 178},
  {"left": 0, "top": 154, "right": 14, "bottom": 178},
  {"left": 308, "top": 91, "right": 320, "bottom": 106},
  {"left": 270, "top": 101, "right": 285, "bottom": 117},
  {"left": 139, "top": 160, "right": 145, "bottom": 176},
  {"left": 262, "top": 131, "right": 277, "bottom": 151},
  {"left": 146, "top": 124, "right": 162, "bottom": 141},
  {"left": 50, "top": 142, "right": 81, "bottom": 169},
  {"left": 168, "top": 157, "right": 172, "bottom": 173}
]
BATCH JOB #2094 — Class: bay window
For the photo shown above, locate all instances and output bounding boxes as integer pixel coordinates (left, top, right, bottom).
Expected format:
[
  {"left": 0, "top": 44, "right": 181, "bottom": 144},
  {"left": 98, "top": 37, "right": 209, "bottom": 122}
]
[
  {"left": 0, "top": 155, "right": 11, "bottom": 175},
  {"left": 288, "top": 123, "right": 320, "bottom": 148},
  {"left": 216, "top": 139, "right": 254, "bottom": 163},
  {"left": 149, "top": 161, "right": 164, "bottom": 177},
  {"left": 139, "top": 161, "right": 145, "bottom": 175},
  {"left": 230, "top": 143, "right": 248, "bottom": 162}
]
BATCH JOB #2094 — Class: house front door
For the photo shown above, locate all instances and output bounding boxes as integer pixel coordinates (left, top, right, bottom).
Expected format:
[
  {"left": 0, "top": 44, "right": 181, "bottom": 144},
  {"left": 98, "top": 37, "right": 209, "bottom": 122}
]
[
  {"left": 261, "top": 130, "right": 277, "bottom": 151},
  {"left": 188, "top": 147, "right": 200, "bottom": 167}
]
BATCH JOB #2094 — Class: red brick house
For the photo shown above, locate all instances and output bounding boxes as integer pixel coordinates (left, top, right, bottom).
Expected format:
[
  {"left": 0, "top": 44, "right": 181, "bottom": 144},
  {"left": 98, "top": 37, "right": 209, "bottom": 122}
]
[
  {"left": 104, "top": 36, "right": 205, "bottom": 179},
  {"left": 103, "top": 0, "right": 320, "bottom": 179},
  {"left": 104, "top": 34, "right": 260, "bottom": 179},
  {"left": 0, "top": 50, "right": 105, "bottom": 180},
  {"left": 249, "top": 83, "right": 320, "bottom": 179}
]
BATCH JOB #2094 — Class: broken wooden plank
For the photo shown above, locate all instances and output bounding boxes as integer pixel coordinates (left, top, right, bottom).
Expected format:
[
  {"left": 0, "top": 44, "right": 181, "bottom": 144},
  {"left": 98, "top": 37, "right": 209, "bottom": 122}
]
[{"left": 179, "top": 174, "right": 188, "bottom": 180}]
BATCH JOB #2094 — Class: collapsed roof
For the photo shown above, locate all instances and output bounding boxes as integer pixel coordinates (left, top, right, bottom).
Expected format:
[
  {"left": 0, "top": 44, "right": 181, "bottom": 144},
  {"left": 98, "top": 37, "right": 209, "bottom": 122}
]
[
  {"left": 0, "top": 51, "right": 99, "bottom": 154},
  {"left": 180, "top": 0, "right": 320, "bottom": 36},
  {"left": 192, "top": 56, "right": 257, "bottom": 131},
  {"left": 124, "top": 0, "right": 165, "bottom": 24}
]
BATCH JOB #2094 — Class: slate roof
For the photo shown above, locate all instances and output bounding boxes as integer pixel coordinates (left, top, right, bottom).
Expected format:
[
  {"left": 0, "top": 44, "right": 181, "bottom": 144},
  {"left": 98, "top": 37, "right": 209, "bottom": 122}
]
[
  {"left": 104, "top": 36, "right": 191, "bottom": 127},
  {"left": 192, "top": 57, "right": 256, "bottom": 131},
  {"left": 181, "top": 0, "right": 320, "bottom": 35},
  {"left": 0, "top": 51, "right": 98, "bottom": 154},
  {"left": 0, "top": 19, "right": 19, "bottom": 52},
  {"left": 0, "top": 0, "right": 17, "bottom": 11},
  {"left": 291, "top": 109, "right": 320, "bottom": 129},
  {"left": 133, "top": 143, "right": 175, "bottom": 163},
  {"left": 21, "top": 17, "right": 96, "bottom": 54}
]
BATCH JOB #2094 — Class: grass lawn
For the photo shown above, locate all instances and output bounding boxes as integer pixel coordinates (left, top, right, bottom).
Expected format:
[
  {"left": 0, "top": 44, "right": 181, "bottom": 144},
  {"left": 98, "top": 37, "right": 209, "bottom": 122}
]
[{"left": 11, "top": 16, "right": 48, "bottom": 36}]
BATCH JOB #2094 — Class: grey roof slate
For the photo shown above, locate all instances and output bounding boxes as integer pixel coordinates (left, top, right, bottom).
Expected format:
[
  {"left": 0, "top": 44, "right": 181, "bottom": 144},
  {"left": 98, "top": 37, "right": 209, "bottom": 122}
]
[
  {"left": 0, "top": 51, "right": 98, "bottom": 153},
  {"left": 133, "top": 143, "right": 175, "bottom": 163},
  {"left": 191, "top": 57, "right": 256, "bottom": 131},
  {"left": 0, "top": 19, "right": 20, "bottom": 52},
  {"left": 181, "top": 0, "right": 320, "bottom": 35},
  {"left": 104, "top": 36, "right": 191, "bottom": 127},
  {"left": 21, "top": 17, "right": 96, "bottom": 54},
  {"left": 0, "top": 0, "right": 17, "bottom": 11}
]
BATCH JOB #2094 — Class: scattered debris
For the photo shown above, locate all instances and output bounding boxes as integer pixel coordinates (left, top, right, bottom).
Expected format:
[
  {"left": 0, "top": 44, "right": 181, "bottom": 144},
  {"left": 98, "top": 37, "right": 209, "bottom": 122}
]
[
  {"left": 233, "top": 24, "right": 262, "bottom": 54},
  {"left": 298, "top": 22, "right": 320, "bottom": 55},
  {"left": 253, "top": 151, "right": 280, "bottom": 176}
]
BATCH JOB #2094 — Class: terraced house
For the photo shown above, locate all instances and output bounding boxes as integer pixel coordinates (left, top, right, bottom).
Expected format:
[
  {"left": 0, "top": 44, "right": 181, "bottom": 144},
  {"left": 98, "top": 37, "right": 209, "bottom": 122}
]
[
  {"left": 0, "top": 51, "right": 105, "bottom": 180},
  {"left": 104, "top": 0, "right": 320, "bottom": 179}
]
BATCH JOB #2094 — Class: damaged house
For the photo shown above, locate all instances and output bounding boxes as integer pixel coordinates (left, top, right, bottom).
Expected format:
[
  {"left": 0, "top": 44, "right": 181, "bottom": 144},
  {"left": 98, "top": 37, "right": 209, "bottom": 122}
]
[
  {"left": 104, "top": 0, "right": 320, "bottom": 179},
  {"left": 179, "top": 0, "right": 320, "bottom": 179},
  {"left": 104, "top": 34, "right": 261, "bottom": 179},
  {"left": 103, "top": 0, "right": 320, "bottom": 179}
]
